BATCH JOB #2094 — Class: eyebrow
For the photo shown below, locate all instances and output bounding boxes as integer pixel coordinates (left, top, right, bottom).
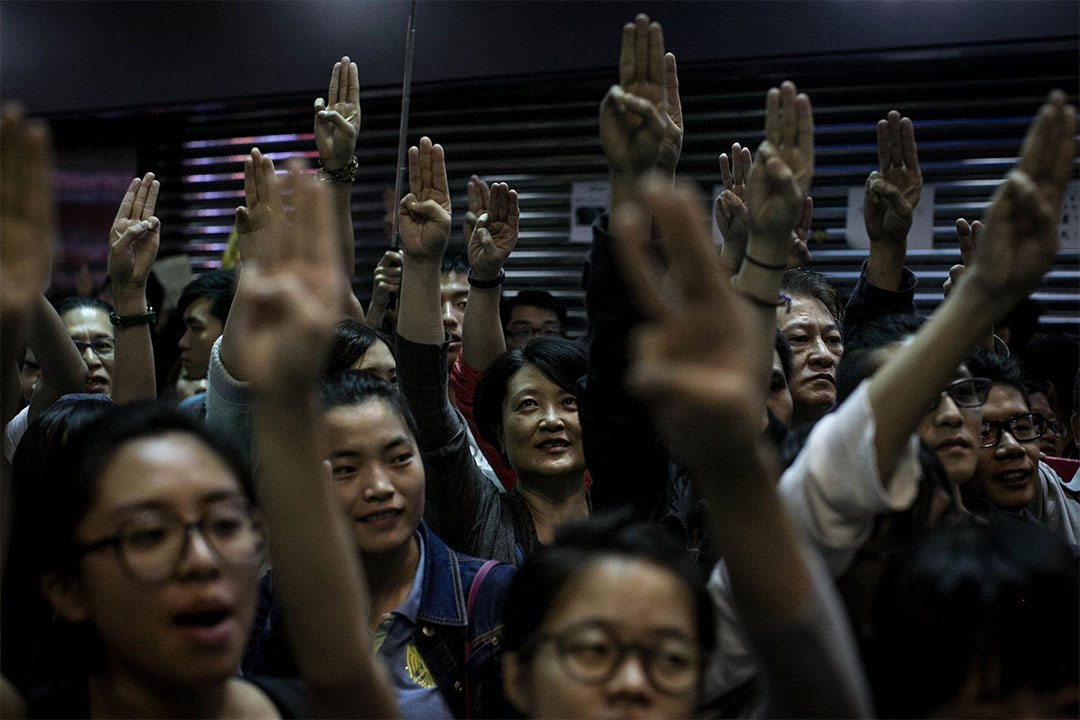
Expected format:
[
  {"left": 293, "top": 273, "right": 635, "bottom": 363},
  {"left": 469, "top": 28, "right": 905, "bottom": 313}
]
[
  {"left": 783, "top": 321, "right": 840, "bottom": 334},
  {"left": 106, "top": 490, "right": 244, "bottom": 517}
]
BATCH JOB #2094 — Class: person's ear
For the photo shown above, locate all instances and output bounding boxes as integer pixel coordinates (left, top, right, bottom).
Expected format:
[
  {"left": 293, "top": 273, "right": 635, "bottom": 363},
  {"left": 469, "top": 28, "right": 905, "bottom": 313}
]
[
  {"left": 40, "top": 573, "right": 89, "bottom": 624},
  {"left": 501, "top": 651, "right": 529, "bottom": 714}
]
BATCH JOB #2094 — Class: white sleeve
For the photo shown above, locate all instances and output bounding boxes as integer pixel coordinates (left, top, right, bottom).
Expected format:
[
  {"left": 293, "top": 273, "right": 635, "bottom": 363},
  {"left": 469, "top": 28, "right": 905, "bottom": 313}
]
[
  {"left": 2, "top": 406, "right": 30, "bottom": 462},
  {"left": 778, "top": 381, "right": 922, "bottom": 576}
]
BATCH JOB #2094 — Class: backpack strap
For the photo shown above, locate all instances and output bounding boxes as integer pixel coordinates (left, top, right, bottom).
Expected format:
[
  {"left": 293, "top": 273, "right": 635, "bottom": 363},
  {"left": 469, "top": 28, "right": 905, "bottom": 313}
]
[{"left": 463, "top": 559, "right": 500, "bottom": 719}]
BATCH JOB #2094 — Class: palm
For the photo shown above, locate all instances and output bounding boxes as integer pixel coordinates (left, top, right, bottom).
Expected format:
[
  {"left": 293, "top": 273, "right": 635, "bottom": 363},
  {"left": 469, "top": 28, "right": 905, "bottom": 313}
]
[
  {"left": 108, "top": 224, "right": 159, "bottom": 288},
  {"left": 398, "top": 137, "right": 452, "bottom": 260},
  {"left": 599, "top": 90, "right": 665, "bottom": 173},
  {"left": 314, "top": 99, "right": 359, "bottom": 166}
]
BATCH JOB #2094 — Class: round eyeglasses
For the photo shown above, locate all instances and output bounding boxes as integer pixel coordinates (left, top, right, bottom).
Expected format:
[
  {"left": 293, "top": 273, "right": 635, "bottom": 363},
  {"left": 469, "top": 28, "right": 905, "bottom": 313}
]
[
  {"left": 929, "top": 377, "right": 992, "bottom": 414},
  {"left": 521, "top": 620, "right": 700, "bottom": 696},
  {"left": 73, "top": 498, "right": 265, "bottom": 583},
  {"left": 506, "top": 327, "right": 564, "bottom": 343},
  {"left": 979, "top": 412, "right": 1047, "bottom": 449}
]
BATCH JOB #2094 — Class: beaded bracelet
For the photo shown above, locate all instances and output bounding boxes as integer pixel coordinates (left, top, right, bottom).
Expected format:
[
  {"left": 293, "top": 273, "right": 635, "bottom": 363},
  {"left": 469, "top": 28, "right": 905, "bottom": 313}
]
[{"left": 316, "top": 155, "right": 359, "bottom": 183}]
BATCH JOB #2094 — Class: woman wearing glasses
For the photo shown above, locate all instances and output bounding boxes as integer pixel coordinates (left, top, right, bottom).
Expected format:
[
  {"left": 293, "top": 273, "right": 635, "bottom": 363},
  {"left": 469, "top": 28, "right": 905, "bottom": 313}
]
[{"left": 500, "top": 514, "right": 712, "bottom": 719}]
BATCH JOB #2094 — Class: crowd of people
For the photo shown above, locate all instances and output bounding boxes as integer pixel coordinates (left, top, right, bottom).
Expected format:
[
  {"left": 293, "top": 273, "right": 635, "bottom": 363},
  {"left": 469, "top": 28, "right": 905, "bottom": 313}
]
[{"left": 1, "top": 13, "right": 1078, "bottom": 719}]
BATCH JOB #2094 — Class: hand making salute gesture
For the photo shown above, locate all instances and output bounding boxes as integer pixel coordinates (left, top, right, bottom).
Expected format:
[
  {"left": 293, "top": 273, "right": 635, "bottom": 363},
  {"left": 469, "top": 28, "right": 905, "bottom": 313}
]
[
  {"left": 314, "top": 56, "right": 364, "bottom": 320},
  {"left": 106, "top": 172, "right": 161, "bottom": 404},
  {"left": 600, "top": 13, "right": 682, "bottom": 209},
  {"left": 863, "top": 110, "right": 922, "bottom": 290},
  {"left": 232, "top": 160, "right": 397, "bottom": 718}
]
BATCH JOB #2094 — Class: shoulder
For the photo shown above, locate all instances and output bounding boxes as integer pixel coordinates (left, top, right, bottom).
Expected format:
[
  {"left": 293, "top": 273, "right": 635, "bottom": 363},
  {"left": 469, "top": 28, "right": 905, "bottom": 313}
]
[{"left": 231, "top": 676, "right": 306, "bottom": 719}]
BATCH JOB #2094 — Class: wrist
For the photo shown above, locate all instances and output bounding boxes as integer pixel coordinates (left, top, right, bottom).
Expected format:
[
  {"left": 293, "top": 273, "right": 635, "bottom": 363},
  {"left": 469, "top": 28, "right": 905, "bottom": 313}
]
[
  {"left": 746, "top": 232, "right": 792, "bottom": 268},
  {"left": 112, "top": 292, "right": 148, "bottom": 316},
  {"left": 468, "top": 266, "right": 504, "bottom": 283}
]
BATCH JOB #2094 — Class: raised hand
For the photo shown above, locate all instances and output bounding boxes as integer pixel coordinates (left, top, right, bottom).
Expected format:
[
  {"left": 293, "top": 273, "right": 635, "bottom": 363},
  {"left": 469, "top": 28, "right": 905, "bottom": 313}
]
[
  {"left": 943, "top": 218, "right": 980, "bottom": 298},
  {"left": 235, "top": 148, "right": 285, "bottom": 264},
  {"left": 763, "top": 81, "right": 814, "bottom": 195},
  {"left": 613, "top": 178, "right": 762, "bottom": 465},
  {"left": 599, "top": 14, "right": 680, "bottom": 176},
  {"left": 398, "top": 136, "right": 452, "bottom": 261},
  {"left": 107, "top": 172, "right": 160, "bottom": 298},
  {"left": 716, "top": 142, "right": 752, "bottom": 266},
  {"left": 0, "top": 104, "right": 55, "bottom": 315},
  {"left": 467, "top": 182, "right": 519, "bottom": 279},
  {"left": 744, "top": 142, "right": 804, "bottom": 265},
  {"left": 790, "top": 195, "right": 814, "bottom": 268},
  {"left": 229, "top": 160, "right": 348, "bottom": 396},
  {"left": 314, "top": 56, "right": 360, "bottom": 171},
  {"left": 863, "top": 110, "right": 922, "bottom": 245},
  {"left": 968, "top": 90, "right": 1076, "bottom": 298},
  {"left": 463, "top": 174, "right": 490, "bottom": 245},
  {"left": 370, "top": 249, "right": 403, "bottom": 308}
]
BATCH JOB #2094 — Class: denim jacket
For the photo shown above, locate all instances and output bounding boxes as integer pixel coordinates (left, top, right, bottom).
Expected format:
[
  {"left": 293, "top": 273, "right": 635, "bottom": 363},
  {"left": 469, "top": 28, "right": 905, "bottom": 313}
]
[{"left": 242, "top": 522, "right": 515, "bottom": 719}]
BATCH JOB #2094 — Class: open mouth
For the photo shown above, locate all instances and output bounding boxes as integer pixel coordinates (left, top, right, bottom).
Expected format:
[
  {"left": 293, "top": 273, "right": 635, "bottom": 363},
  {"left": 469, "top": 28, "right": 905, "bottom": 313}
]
[
  {"left": 358, "top": 508, "right": 404, "bottom": 523},
  {"left": 536, "top": 439, "right": 571, "bottom": 450},
  {"left": 995, "top": 469, "right": 1031, "bottom": 487}
]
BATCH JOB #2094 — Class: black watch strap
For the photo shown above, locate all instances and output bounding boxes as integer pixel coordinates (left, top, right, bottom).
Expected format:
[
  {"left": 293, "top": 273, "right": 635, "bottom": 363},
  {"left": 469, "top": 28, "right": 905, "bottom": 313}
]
[
  {"left": 467, "top": 269, "right": 505, "bottom": 289},
  {"left": 109, "top": 307, "right": 157, "bottom": 327}
]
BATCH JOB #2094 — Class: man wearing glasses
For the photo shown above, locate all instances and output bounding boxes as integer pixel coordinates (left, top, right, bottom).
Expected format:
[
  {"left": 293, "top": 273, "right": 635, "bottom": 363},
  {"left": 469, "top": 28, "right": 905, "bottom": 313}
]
[
  {"left": 966, "top": 351, "right": 1080, "bottom": 544},
  {"left": 502, "top": 290, "right": 568, "bottom": 350}
]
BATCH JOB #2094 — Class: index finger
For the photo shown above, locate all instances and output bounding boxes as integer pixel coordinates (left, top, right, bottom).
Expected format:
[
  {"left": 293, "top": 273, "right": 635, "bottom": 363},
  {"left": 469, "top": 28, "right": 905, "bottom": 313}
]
[
  {"left": 764, "top": 87, "right": 781, "bottom": 146},
  {"left": 114, "top": 178, "right": 140, "bottom": 225},
  {"left": 955, "top": 217, "right": 976, "bottom": 265},
  {"left": 327, "top": 61, "right": 341, "bottom": 104},
  {"left": 873, "top": 118, "right": 890, "bottom": 172},
  {"left": 407, "top": 145, "right": 420, "bottom": 196},
  {"left": 618, "top": 22, "right": 634, "bottom": 88}
]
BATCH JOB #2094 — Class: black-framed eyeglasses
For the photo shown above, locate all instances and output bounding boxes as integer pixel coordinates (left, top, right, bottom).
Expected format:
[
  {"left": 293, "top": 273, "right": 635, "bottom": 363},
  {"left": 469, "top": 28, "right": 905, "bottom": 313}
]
[
  {"left": 71, "top": 337, "right": 116, "bottom": 359},
  {"left": 73, "top": 498, "right": 265, "bottom": 584},
  {"left": 929, "top": 377, "right": 992, "bottom": 414},
  {"left": 520, "top": 620, "right": 700, "bottom": 696},
  {"left": 979, "top": 413, "right": 1046, "bottom": 449},
  {"left": 506, "top": 327, "right": 564, "bottom": 342}
]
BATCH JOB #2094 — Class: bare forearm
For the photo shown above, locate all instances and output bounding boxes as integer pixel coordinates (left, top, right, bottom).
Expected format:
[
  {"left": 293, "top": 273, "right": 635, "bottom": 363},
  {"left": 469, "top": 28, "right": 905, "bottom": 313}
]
[
  {"left": 461, "top": 285, "right": 505, "bottom": 371},
  {"left": 736, "top": 231, "right": 789, "bottom": 389},
  {"left": 27, "top": 295, "right": 88, "bottom": 420},
  {"left": 111, "top": 291, "right": 157, "bottom": 404},
  {"left": 867, "top": 279, "right": 1011, "bottom": 482},
  {"left": 328, "top": 183, "right": 356, "bottom": 284},
  {"left": 397, "top": 259, "right": 444, "bottom": 346},
  {"left": 252, "top": 395, "right": 396, "bottom": 719}
]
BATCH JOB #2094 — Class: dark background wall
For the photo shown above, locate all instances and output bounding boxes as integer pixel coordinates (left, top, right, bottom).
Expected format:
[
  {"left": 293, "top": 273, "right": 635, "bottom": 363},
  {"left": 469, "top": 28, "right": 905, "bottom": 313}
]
[{"left": 3, "top": 0, "right": 1078, "bottom": 114}]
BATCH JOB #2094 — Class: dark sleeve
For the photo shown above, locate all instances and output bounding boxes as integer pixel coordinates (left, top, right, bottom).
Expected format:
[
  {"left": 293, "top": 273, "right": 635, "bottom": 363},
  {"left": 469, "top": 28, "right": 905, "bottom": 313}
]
[
  {"left": 843, "top": 259, "right": 918, "bottom": 337},
  {"left": 577, "top": 213, "right": 670, "bottom": 519},
  {"left": 241, "top": 573, "right": 299, "bottom": 679},
  {"left": 395, "top": 335, "right": 503, "bottom": 555}
]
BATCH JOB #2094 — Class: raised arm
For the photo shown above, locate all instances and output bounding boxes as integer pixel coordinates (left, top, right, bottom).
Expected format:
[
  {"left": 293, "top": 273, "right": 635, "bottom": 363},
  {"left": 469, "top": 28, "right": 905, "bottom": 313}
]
[
  {"left": 236, "top": 160, "right": 396, "bottom": 719},
  {"left": 736, "top": 81, "right": 814, "bottom": 402},
  {"left": 396, "top": 136, "right": 451, "bottom": 346},
  {"left": 106, "top": 173, "right": 161, "bottom": 404},
  {"left": 462, "top": 182, "right": 519, "bottom": 370},
  {"left": 613, "top": 179, "right": 871, "bottom": 717},
  {"left": 24, "top": 295, "right": 88, "bottom": 421},
  {"left": 586, "top": 14, "right": 680, "bottom": 517},
  {"left": 866, "top": 91, "right": 1076, "bottom": 481},
  {"left": 863, "top": 111, "right": 921, "bottom": 291},
  {"left": 314, "top": 57, "right": 361, "bottom": 287},
  {"left": 0, "top": 103, "right": 56, "bottom": 718},
  {"left": 364, "top": 249, "right": 402, "bottom": 329},
  {"left": 220, "top": 148, "right": 285, "bottom": 382},
  {"left": 0, "top": 105, "right": 60, "bottom": 426}
]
